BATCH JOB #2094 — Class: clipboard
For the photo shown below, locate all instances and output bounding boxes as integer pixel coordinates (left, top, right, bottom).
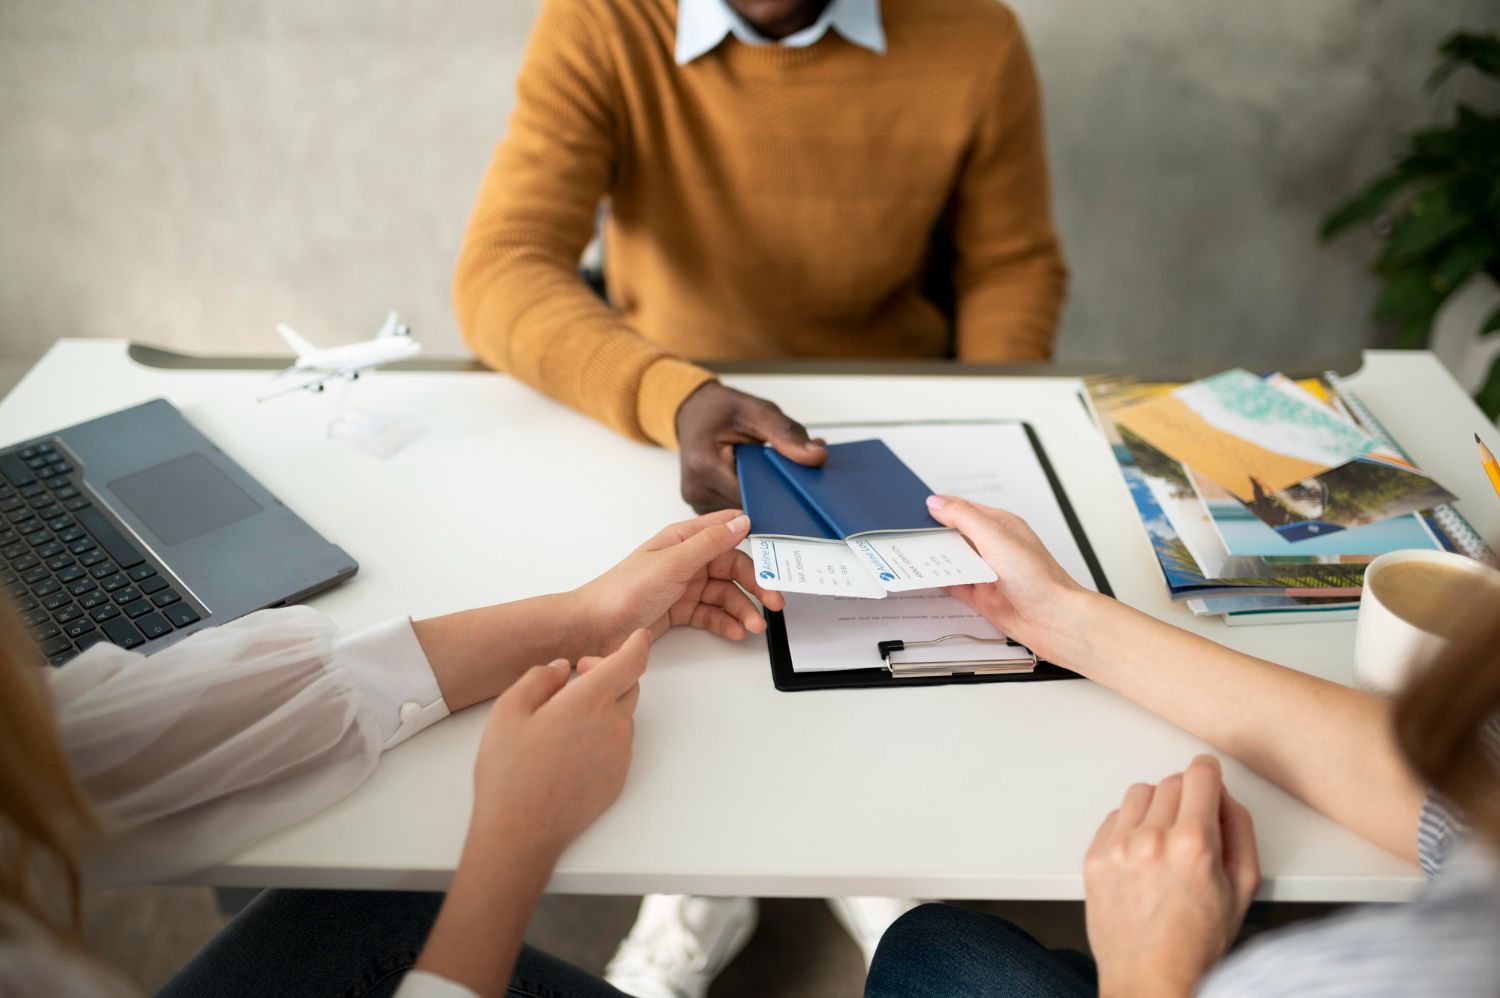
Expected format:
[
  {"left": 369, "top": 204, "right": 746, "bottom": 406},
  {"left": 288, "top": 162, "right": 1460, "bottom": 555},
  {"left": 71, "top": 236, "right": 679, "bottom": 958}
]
[{"left": 762, "top": 420, "right": 1113, "bottom": 692}]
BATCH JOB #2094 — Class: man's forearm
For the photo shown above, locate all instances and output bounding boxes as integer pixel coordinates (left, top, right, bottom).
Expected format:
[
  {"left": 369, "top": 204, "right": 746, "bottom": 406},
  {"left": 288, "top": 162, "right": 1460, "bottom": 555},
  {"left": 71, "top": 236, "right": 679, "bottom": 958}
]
[
  {"left": 954, "top": 249, "right": 1066, "bottom": 362},
  {"left": 451, "top": 0, "right": 709, "bottom": 449},
  {"left": 1051, "top": 590, "right": 1426, "bottom": 861}
]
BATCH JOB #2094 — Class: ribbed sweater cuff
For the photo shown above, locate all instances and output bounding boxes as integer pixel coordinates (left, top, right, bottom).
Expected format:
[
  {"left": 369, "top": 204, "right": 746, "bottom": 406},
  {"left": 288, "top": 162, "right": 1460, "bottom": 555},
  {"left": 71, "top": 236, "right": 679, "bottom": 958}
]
[{"left": 638, "top": 357, "right": 716, "bottom": 449}]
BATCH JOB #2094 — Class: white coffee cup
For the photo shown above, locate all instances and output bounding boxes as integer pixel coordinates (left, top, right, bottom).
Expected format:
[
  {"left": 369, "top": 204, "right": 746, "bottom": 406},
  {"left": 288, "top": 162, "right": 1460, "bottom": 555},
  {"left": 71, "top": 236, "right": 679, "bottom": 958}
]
[{"left": 1353, "top": 548, "right": 1500, "bottom": 694}]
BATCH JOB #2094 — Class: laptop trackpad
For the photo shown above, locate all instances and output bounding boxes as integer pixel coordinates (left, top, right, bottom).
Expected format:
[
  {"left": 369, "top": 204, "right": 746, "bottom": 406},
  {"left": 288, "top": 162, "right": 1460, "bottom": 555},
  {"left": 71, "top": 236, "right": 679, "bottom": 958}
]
[{"left": 110, "top": 453, "right": 264, "bottom": 546}]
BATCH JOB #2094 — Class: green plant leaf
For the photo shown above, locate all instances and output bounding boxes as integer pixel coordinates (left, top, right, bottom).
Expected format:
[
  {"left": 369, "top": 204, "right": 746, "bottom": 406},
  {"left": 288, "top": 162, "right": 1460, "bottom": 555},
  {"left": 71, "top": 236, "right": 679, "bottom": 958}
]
[
  {"left": 1476, "top": 354, "right": 1500, "bottom": 420},
  {"left": 1374, "top": 268, "right": 1446, "bottom": 332},
  {"left": 1429, "top": 31, "right": 1500, "bottom": 90},
  {"left": 1396, "top": 316, "right": 1435, "bottom": 349},
  {"left": 1430, "top": 232, "right": 1498, "bottom": 292},
  {"left": 1410, "top": 126, "right": 1466, "bottom": 165},
  {"left": 1377, "top": 194, "right": 1472, "bottom": 270},
  {"left": 1483, "top": 303, "right": 1500, "bottom": 337},
  {"left": 1452, "top": 104, "right": 1500, "bottom": 146},
  {"left": 1320, "top": 169, "right": 1419, "bottom": 240}
]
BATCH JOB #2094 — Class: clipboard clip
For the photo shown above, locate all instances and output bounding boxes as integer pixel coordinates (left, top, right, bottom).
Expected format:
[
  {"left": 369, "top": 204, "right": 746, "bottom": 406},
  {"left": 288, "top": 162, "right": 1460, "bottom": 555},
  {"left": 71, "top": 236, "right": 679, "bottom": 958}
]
[{"left": 877, "top": 634, "right": 1038, "bottom": 679}]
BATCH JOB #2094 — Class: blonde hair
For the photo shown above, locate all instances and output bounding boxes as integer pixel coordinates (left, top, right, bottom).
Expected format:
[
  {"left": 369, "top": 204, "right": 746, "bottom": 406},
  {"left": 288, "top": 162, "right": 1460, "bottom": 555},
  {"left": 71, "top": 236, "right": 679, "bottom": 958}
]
[{"left": 0, "top": 603, "right": 97, "bottom": 946}]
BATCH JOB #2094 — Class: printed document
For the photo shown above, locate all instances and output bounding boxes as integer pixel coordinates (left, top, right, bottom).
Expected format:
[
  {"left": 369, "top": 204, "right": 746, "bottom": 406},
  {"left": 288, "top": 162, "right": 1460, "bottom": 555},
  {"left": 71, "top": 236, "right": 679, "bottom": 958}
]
[{"left": 779, "top": 422, "right": 1102, "bottom": 673}]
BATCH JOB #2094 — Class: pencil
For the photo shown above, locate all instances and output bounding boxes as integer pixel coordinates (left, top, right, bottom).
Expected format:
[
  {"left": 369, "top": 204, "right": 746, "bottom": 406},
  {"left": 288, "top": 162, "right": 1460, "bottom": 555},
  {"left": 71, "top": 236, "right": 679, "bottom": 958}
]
[{"left": 1477, "top": 433, "right": 1500, "bottom": 498}]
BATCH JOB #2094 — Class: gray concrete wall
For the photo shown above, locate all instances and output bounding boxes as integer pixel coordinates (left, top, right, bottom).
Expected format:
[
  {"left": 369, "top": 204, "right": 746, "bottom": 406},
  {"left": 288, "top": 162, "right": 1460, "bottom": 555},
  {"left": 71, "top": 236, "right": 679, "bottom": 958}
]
[{"left": 2, "top": 1, "right": 1497, "bottom": 367}]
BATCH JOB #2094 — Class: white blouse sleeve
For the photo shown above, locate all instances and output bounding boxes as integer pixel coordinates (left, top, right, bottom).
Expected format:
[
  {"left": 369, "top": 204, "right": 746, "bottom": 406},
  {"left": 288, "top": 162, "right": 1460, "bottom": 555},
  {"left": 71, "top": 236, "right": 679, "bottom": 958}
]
[
  {"left": 51, "top": 605, "right": 449, "bottom": 888},
  {"left": 394, "top": 970, "right": 482, "bottom": 998}
]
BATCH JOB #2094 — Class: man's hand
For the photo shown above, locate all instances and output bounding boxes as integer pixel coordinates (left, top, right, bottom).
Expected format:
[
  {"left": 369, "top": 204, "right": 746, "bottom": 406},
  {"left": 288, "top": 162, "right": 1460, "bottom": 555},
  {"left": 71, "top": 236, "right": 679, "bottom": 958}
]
[
  {"left": 576, "top": 509, "right": 786, "bottom": 650},
  {"left": 675, "top": 382, "right": 826, "bottom": 513},
  {"left": 1084, "top": 755, "right": 1260, "bottom": 998}
]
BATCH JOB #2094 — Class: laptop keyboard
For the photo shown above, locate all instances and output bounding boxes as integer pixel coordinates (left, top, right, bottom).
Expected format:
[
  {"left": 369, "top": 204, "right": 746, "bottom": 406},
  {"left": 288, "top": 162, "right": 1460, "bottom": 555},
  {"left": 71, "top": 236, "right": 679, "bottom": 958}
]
[{"left": 1, "top": 439, "right": 203, "bottom": 666}]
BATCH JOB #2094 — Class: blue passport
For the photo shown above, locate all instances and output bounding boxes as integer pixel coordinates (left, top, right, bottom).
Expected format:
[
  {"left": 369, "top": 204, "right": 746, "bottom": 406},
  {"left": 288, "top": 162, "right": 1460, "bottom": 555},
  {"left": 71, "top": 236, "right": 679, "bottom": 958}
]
[
  {"left": 735, "top": 439, "right": 941, "bottom": 539},
  {"left": 734, "top": 444, "right": 839, "bottom": 540},
  {"left": 735, "top": 438, "right": 997, "bottom": 597}
]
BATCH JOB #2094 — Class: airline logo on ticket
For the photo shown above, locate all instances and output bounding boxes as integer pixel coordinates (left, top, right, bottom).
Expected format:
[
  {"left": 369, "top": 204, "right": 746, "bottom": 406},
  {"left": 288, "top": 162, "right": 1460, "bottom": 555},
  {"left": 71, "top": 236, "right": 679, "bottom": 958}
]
[{"left": 750, "top": 537, "right": 887, "bottom": 599}]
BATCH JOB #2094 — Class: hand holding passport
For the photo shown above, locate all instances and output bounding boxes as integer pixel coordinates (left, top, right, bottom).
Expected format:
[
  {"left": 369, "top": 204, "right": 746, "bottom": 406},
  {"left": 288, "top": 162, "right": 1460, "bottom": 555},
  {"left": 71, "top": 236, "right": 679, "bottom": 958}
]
[{"left": 735, "top": 439, "right": 997, "bottom": 599}]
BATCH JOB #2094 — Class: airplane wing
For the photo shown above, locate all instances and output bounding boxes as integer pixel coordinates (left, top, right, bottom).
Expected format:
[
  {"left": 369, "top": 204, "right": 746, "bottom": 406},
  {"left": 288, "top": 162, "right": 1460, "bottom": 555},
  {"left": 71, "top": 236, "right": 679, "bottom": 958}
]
[{"left": 256, "top": 369, "right": 343, "bottom": 402}]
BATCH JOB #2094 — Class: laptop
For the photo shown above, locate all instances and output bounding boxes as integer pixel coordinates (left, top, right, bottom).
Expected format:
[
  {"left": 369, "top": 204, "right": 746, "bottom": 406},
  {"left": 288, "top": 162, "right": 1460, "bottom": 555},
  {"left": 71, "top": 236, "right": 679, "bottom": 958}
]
[{"left": 1, "top": 398, "right": 357, "bottom": 665}]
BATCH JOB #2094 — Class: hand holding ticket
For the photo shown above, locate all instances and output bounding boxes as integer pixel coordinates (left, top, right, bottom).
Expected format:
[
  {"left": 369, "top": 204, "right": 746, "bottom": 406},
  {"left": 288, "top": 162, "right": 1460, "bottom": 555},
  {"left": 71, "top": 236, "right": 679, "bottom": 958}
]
[{"left": 736, "top": 439, "right": 996, "bottom": 599}]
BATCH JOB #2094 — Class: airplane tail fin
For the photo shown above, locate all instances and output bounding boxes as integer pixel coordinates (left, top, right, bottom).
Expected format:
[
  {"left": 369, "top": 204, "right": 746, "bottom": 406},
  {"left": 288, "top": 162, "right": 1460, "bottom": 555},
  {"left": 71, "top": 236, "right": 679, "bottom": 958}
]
[
  {"left": 375, "top": 311, "right": 406, "bottom": 339},
  {"left": 276, "top": 323, "right": 317, "bottom": 359}
]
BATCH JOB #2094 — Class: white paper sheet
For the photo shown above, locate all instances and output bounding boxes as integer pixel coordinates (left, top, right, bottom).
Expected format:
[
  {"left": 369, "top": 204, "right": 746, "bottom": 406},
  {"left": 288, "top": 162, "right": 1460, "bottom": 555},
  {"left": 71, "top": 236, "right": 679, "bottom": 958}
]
[{"left": 781, "top": 422, "right": 1102, "bottom": 673}]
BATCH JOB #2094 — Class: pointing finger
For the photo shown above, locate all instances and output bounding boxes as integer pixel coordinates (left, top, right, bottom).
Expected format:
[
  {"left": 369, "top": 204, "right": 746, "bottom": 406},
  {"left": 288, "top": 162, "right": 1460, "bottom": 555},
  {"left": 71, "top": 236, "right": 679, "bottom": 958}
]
[
  {"left": 501, "top": 659, "right": 571, "bottom": 714},
  {"left": 572, "top": 628, "right": 652, "bottom": 704}
]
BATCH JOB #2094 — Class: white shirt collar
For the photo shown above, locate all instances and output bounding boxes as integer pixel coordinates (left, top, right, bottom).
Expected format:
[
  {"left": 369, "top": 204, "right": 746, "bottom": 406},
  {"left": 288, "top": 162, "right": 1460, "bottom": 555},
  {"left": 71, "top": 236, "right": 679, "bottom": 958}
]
[{"left": 675, "top": 0, "right": 886, "bottom": 65}]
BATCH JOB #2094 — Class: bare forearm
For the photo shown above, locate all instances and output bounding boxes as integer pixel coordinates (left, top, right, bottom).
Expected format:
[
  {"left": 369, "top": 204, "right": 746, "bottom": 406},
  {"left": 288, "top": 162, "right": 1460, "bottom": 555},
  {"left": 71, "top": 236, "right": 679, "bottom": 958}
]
[
  {"left": 1052, "top": 590, "right": 1425, "bottom": 861},
  {"left": 412, "top": 593, "right": 598, "bottom": 712},
  {"left": 413, "top": 823, "right": 559, "bottom": 995}
]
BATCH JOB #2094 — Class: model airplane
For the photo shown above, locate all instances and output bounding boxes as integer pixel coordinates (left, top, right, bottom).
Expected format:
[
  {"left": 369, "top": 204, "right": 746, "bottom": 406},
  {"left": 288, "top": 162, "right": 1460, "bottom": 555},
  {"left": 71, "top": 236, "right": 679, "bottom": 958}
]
[{"left": 258, "top": 311, "right": 420, "bottom": 401}]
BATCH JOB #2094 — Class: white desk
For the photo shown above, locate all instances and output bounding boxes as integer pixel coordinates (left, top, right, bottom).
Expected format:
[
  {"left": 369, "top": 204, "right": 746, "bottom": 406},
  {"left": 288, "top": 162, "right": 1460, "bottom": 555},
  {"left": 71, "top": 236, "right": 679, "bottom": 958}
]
[{"left": 5, "top": 343, "right": 1493, "bottom": 902}]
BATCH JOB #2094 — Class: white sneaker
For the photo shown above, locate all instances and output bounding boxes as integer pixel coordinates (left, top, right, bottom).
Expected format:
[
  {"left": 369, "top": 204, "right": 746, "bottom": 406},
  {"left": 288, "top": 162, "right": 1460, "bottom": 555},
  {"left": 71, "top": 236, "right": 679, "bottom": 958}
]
[
  {"left": 826, "top": 896, "right": 924, "bottom": 967},
  {"left": 604, "top": 894, "right": 759, "bottom": 998}
]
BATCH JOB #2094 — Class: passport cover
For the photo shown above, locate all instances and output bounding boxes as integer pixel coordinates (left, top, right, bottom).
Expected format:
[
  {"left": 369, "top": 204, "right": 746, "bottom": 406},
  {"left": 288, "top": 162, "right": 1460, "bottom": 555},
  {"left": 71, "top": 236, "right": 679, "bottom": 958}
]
[
  {"left": 734, "top": 444, "right": 838, "bottom": 540},
  {"left": 741, "top": 439, "right": 942, "bottom": 539}
]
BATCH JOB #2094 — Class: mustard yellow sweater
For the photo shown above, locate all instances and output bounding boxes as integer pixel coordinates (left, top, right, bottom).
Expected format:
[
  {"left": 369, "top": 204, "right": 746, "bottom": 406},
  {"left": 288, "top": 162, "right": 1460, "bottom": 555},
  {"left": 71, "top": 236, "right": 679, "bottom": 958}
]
[{"left": 455, "top": 0, "right": 1065, "bottom": 447}]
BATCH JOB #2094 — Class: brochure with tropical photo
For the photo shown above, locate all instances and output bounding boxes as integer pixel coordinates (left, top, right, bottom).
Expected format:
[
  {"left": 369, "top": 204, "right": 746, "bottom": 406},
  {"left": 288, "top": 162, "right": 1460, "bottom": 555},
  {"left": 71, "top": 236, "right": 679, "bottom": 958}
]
[
  {"left": 1112, "top": 368, "right": 1377, "bottom": 500},
  {"left": 1107, "top": 370, "right": 1454, "bottom": 539}
]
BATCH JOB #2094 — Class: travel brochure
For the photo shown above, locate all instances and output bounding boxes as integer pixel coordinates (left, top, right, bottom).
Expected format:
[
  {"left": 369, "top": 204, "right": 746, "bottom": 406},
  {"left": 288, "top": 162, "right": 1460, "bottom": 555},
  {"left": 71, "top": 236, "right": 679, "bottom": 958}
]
[
  {"left": 1082, "top": 371, "right": 1464, "bottom": 624},
  {"left": 1112, "top": 369, "right": 1381, "bottom": 501},
  {"left": 1113, "top": 369, "right": 1455, "bottom": 536}
]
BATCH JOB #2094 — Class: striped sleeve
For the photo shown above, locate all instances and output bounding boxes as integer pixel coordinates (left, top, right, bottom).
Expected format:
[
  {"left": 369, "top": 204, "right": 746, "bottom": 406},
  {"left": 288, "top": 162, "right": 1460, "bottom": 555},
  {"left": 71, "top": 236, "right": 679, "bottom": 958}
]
[
  {"left": 1418, "top": 716, "right": 1500, "bottom": 878},
  {"left": 1197, "top": 716, "right": 1500, "bottom": 996}
]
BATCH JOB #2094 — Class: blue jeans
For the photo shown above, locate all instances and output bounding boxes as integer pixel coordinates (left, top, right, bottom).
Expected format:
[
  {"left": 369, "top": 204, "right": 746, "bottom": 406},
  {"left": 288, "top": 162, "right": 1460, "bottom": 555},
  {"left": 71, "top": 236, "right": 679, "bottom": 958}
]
[
  {"left": 158, "top": 889, "right": 627, "bottom": 998},
  {"left": 865, "top": 903, "right": 1097, "bottom": 998}
]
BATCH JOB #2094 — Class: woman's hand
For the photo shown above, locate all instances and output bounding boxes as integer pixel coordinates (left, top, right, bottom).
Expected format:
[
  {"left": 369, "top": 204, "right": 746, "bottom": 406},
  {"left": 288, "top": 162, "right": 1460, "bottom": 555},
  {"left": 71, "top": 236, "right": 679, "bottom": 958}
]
[
  {"left": 1084, "top": 755, "right": 1260, "bottom": 998},
  {"left": 923, "top": 495, "right": 1091, "bottom": 659},
  {"left": 470, "top": 628, "right": 652, "bottom": 857},
  {"left": 415, "top": 631, "right": 652, "bottom": 994},
  {"left": 577, "top": 509, "right": 786, "bottom": 651}
]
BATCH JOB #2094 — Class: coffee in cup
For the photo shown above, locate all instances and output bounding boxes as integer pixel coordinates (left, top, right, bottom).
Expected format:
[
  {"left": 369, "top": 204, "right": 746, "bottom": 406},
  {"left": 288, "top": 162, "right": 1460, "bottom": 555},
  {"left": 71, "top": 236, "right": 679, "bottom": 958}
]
[{"left": 1354, "top": 549, "right": 1500, "bottom": 694}]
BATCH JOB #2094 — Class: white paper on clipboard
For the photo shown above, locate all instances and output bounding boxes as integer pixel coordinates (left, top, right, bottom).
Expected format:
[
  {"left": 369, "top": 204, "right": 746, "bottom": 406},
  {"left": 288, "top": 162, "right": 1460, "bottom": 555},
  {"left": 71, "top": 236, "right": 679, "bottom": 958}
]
[{"left": 780, "top": 422, "right": 1101, "bottom": 674}]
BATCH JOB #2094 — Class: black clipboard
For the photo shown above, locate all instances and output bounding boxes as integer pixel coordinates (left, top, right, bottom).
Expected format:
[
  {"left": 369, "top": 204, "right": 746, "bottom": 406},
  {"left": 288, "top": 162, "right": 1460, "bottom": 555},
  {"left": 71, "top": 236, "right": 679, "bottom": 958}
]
[{"left": 762, "top": 420, "right": 1112, "bottom": 692}]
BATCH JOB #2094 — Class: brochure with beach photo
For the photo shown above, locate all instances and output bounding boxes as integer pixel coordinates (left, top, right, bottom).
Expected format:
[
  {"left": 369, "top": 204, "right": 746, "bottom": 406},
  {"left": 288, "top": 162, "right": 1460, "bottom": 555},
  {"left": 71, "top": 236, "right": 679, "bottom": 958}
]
[
  {"left": 1111, "top": 368, "right": 1378, "bottom": 500},
  {"left": 1081, "top": 371, "right": 1480, "bottom": 623},
  {"left": 1111, "top": 369, "right": 1454, "bottom": 539}
]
